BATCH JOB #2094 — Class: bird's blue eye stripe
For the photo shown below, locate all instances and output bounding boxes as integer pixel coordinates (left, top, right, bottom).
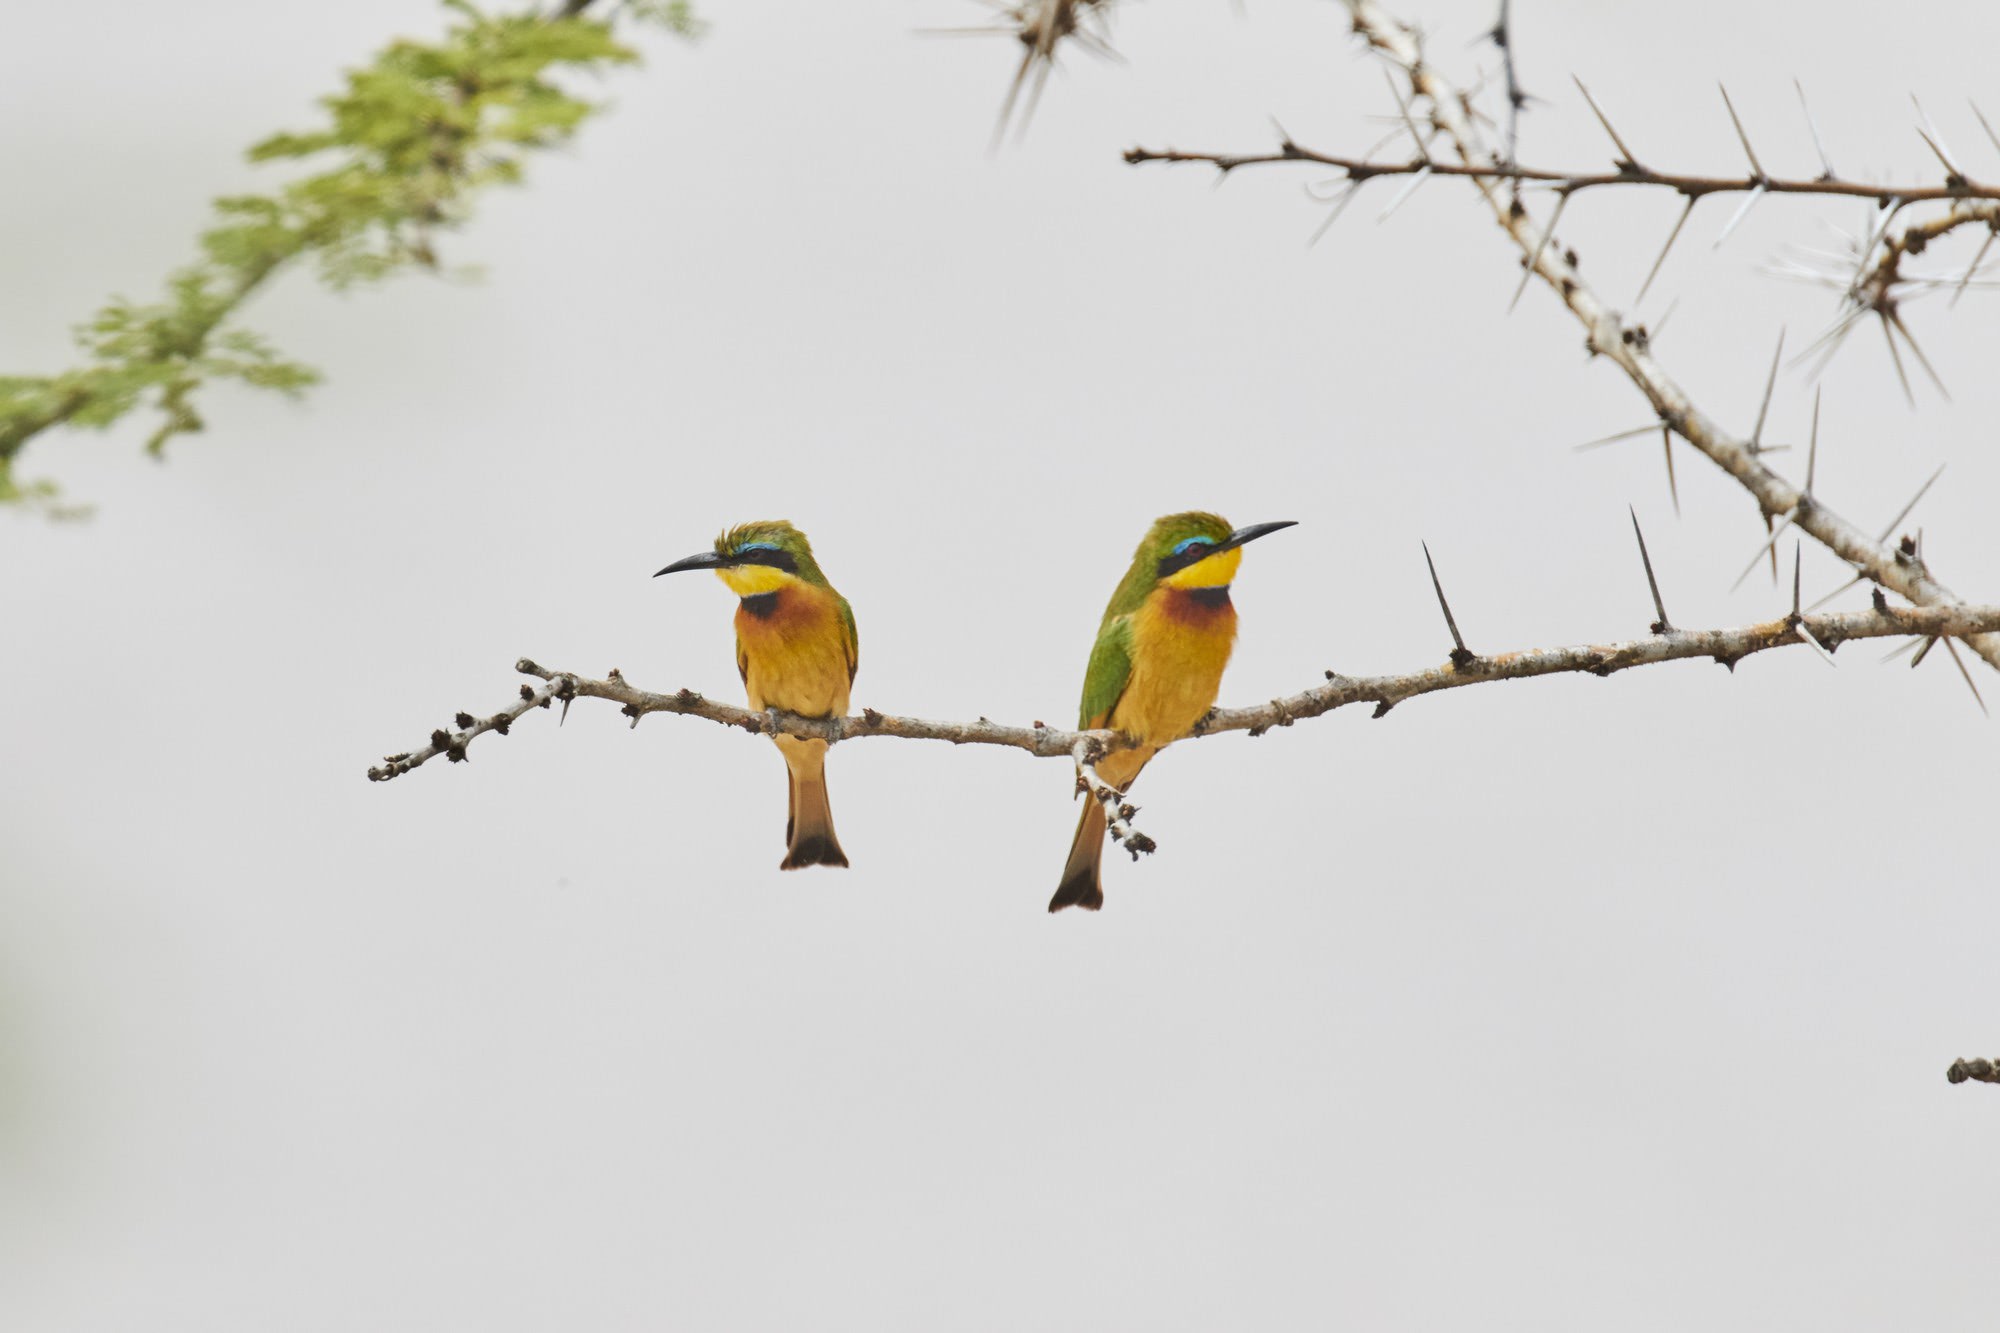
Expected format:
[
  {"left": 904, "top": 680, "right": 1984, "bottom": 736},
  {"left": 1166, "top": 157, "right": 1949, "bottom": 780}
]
[
  {"left": 1170, "top": 537, "right": 1214, "bottom": 556},
  {"left": 727, "top": 539, "right": 799, "bottom": 574}
]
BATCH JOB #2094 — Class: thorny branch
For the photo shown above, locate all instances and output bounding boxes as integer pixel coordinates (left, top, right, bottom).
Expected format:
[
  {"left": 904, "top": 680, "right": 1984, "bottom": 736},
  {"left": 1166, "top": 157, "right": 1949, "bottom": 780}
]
[
  {"left": 939, "top": 0, "right": 1117, "bottom": 143},
  {"left": 1121, "top": 146, "right": 2000, "bottom": 208},
  {"left": 367, "top": 602, "right": 2000, "bottom": 847},
  {"left": 1485, "top": 0, "right": 1529, "bottom": 181},
  {"left": 1128, "top": 0, "right": 2000, "bottom": 676},
  {"left": 1791, "top": 200, "right": 2000, "bottom": 395},
  {"left": 1854, "top": 203, "right": 2000, "bottom": 295}
]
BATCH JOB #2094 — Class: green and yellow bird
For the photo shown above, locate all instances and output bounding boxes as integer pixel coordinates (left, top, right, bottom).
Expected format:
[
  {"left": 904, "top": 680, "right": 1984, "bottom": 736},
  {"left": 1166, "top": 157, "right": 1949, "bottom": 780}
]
[
  {"left": 1050, "top": 512, "right": 1296, "bottom": 913},
  {"left": 655, "top": 521, "right": 859, "bottom": 870}
]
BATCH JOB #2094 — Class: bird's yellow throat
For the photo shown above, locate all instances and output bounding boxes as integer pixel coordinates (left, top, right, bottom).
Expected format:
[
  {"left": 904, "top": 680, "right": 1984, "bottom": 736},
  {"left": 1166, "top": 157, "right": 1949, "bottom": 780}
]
[
  {"left": 717, "top": 565, "right": 795, "bottom": 598},
  {"left": 1161, "top": 545, "right": 1242, "bottom": 589}
]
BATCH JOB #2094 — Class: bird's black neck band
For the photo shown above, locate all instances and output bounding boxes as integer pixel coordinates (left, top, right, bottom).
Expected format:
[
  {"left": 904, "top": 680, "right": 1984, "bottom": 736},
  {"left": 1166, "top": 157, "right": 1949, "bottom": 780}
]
[
  {"left": 740, "top": 592, "right": 780, "bottom": 620},
  {"left": 1183, "top": 586, "right": 1232, "bottom": 609}
]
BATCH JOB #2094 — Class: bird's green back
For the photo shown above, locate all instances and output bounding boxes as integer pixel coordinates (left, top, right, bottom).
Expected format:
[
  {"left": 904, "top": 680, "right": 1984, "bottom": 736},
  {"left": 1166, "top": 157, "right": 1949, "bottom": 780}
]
[
  {"left": 1079, "top": 615, "right": 1133, "bottom": 727},
  {"left": 836, "top": 593, "right": 859, "bottom": 682}
]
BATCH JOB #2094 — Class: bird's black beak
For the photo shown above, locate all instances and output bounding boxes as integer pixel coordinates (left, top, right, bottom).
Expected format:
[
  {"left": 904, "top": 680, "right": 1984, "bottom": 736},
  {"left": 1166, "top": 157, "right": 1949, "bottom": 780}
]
[
  {"left": 653, "top": 551, "right": 728, "bottom": 577},
  {"left": 1216, "top": 520, "right": 1298, "bottom": 553}
]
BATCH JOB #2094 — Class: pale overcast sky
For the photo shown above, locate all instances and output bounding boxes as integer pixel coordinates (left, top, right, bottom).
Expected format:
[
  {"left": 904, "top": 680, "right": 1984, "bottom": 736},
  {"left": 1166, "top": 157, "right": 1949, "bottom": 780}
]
[{"left": 4, "top": 2, "right": 1998, "bottom": 1329}]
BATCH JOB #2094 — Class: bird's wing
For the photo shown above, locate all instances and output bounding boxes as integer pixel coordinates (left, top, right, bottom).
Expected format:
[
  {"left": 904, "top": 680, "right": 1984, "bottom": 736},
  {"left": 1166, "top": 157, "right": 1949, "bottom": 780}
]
[
  {"left": 837, "top": 595, "right": 859, "bottom": 685},
  {"left": 1078, "top": 612, "right": 1135, "bottom": 728}
]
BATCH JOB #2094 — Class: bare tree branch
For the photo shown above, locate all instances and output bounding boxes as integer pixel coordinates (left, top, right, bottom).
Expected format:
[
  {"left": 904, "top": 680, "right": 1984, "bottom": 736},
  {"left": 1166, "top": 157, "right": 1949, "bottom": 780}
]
[
  {"left": 1860, "top": 203, "right": 2000, "bottom": 292},
  {"left": 1132, "top": 0, "right": 2000, "bottom": 673},
  {"left": 1123, "top": 144, "right": 2000, "bottom": 207},
  {"left": 368, "top": 601, "right": 2000, "bottom": 859}
]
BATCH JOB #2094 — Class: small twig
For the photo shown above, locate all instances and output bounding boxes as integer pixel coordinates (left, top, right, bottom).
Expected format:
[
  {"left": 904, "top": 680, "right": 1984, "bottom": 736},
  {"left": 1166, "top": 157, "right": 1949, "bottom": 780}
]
[
  {"left": 1947, "top": 1057, "right": 2000, "bottom": 1085},
  {"left": 1123, "top": 146, "right": 2000, "bottom": 207},
  {"left": 1485, "top": 0, "right": 1530, "bottom": 179},
  {"left": 368, "top": 670, "right": 574, "bottom": 781}
]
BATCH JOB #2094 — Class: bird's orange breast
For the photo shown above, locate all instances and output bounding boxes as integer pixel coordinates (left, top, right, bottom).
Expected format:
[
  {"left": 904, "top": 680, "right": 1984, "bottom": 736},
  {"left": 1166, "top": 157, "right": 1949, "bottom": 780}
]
[
  {"left": 1108, "top": 587, "right": 1239, "bottom": 748},
  {"left": 735, "top": 585, "right": 852, "bottom": 719}
]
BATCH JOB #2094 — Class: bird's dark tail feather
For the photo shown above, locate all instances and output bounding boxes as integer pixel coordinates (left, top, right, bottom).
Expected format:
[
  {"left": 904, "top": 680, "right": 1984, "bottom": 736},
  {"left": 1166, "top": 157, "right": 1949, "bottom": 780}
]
[
  {"left": 1048, "top": 799, "right": 1106, "bottom": 912},
  {"left": 782, "top": 758, "right": 848, "bottom": 870}
]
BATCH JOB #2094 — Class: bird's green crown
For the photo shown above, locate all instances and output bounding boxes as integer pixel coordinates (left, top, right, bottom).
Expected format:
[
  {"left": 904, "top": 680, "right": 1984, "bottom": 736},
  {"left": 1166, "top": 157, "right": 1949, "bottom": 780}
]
[
  {"left": 1104, "top": 511, "right": 1234, "bottom": 614},
  {"left": 713, "top": 520, "right": 830, "bottom": 586},
  {"left": 1140, "top": 511, "right": 1233, "bottom": 562}
]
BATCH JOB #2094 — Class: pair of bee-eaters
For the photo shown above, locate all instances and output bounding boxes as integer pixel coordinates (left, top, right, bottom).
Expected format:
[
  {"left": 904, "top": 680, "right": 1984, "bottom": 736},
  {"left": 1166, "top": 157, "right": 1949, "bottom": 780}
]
[{"left": 655, "top": 512, "right": 1295, "bottom": 911}]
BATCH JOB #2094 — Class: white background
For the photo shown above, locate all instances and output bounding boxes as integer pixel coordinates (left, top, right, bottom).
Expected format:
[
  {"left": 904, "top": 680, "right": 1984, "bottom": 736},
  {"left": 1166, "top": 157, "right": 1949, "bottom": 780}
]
[{"left": 4, "top": 1, "right": 1997, "bottom": 1327}]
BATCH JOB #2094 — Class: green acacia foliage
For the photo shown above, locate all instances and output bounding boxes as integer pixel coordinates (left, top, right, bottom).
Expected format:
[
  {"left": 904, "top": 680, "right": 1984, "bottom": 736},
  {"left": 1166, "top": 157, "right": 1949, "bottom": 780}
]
[{"left": 0, "top": 0, "right": 696, "bottom": 513}]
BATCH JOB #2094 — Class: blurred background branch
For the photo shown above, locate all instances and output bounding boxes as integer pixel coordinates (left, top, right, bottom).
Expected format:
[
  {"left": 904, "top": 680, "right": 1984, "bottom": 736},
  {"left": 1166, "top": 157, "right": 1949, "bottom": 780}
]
[{"left": 0, "top": 0, "right": 699, "bottom": 515}]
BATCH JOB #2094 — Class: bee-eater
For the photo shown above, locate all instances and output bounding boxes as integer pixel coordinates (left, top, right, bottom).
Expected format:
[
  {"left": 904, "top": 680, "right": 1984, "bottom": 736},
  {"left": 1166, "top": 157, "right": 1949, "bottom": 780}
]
[
  {"left": 654, "top": 521, "right": 858, "bottom": 870},
  {"left": 1050, "top": 512, "right": 1296, "bottom": 913}
]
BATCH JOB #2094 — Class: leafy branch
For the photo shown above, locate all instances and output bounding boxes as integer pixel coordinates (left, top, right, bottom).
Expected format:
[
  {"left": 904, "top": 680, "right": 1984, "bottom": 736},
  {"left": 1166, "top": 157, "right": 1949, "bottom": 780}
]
[{"left": 0, "top": 0, "right": 696, "bottom": 513}]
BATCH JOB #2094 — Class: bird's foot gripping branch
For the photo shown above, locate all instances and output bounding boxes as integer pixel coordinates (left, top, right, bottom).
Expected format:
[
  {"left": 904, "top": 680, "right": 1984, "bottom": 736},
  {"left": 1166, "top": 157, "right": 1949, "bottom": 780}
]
[{"left": 1072, "top": 737, "right": 1155, "bottom": 859}]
